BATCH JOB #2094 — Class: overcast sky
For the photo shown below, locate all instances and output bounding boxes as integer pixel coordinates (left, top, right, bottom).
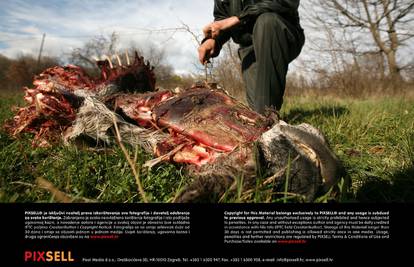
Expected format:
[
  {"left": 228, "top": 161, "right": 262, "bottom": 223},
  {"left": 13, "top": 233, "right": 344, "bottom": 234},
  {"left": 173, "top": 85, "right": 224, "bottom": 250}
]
[
  {"left": 0, "top": 0, "right": 214, "bottom": 74},
  {"left": 1, "top": 1, "right": 411, "bottom": 77}
]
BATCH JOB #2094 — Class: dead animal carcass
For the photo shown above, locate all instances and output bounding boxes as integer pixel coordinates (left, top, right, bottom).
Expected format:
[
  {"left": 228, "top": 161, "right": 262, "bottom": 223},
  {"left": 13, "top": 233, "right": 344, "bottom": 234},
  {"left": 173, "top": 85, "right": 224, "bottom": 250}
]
[{"left": 4, "top": 52, "right": 345, "bottom": 202}]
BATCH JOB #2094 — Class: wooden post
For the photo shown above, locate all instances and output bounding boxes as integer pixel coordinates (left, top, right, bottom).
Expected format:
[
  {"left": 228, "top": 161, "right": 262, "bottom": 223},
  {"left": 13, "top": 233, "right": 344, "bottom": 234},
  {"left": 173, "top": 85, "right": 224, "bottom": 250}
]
[{"left": 37, "top": 33, "right": 46, "bottom": 66}]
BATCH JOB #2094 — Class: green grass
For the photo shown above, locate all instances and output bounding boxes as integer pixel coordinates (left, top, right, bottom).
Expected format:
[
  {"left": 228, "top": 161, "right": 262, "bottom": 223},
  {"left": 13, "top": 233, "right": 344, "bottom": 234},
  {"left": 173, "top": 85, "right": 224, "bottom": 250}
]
[
  {"left": 282, "top": 95, "right": 414, "bottom": 202},
  {"left": 0, "top": 92, "right": 413, "bottom": 203}
]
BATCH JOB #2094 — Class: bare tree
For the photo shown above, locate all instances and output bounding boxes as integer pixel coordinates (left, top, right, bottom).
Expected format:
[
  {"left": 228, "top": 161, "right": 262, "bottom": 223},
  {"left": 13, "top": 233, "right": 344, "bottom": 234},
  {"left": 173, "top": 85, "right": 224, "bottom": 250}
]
[
  {"left": 69, "top": 32, "right": 119, "bottom": 69},
  {"left": 213, "top": 41, "right": 246, "bottom": 102},
  {"left": 180, "top": 22, "right": 215, "bottom": 83},
  {"left": 5, "top": 54, "right": 60, "bottom": 89},
  {"left": 306, "top": 0, "right": 414, "bottom": 79},
  {"left": 68, "top": 31, "right": 176, "bottom": 87}
]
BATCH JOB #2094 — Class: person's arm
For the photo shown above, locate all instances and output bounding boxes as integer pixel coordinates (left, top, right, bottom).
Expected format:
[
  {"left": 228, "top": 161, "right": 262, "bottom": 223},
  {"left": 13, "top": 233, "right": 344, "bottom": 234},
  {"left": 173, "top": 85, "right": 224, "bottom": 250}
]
[
  {"left": 211, "top": 0, "right": 232, "bottom": 53},
  {"left": 238, "top": 0, "right": 300, "bottom": 26},
  {"left": 199, "top": 0, "right": 233, "bottom": 64},
  {"left": 206, "top": 0, "right": 301, "bottom": 44}
]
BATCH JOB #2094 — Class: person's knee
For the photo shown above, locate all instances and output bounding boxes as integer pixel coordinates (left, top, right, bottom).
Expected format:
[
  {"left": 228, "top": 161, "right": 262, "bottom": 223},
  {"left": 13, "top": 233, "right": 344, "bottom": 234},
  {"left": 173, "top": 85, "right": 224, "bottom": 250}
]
[{"left": 254, "top": 12, "right": 282, "bottom": 31}]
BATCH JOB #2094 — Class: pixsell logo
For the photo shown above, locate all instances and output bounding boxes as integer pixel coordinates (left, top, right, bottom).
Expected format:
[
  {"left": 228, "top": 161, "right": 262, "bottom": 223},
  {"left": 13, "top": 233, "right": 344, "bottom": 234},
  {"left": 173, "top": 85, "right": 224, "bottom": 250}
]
[{"left": 24, "top": 251, "right": 75, "bottom": 262}]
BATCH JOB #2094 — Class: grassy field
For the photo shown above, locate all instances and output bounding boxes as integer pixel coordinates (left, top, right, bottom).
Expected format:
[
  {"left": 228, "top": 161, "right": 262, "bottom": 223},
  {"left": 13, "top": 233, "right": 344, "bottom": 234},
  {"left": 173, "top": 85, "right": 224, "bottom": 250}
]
[{"left": 0, "top": 91, "right": 413, "bottom": 203}]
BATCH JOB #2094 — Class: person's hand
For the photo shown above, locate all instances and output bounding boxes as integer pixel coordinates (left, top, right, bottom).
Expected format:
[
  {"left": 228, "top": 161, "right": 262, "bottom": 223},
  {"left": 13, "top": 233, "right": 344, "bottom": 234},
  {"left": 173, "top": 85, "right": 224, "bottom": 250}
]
[
  {"left": 203, "top": 16, "right": 240, "bottom": 39},
  {"left": 198, "top": 39, "right": 216, "bottom": 64}
]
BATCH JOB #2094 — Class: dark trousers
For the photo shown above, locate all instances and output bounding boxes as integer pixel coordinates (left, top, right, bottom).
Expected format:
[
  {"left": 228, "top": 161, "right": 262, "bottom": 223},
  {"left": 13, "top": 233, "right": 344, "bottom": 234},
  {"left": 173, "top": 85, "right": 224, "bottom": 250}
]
[{"left": 238, "top": 12, "right": 304, "bottom": 113}]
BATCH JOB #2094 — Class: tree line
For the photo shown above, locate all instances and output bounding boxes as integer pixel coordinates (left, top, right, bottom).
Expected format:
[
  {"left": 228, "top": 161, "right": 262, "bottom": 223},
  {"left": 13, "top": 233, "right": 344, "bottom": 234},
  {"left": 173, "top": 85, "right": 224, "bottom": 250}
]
[{"left": 0, "top": 54, "right": 61, "bottom": 90}]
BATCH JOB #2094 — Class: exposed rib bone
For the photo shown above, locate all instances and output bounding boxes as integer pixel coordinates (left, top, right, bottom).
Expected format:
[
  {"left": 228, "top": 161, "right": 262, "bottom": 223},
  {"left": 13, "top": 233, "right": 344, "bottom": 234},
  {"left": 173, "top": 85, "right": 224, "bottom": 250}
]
[
  {"left": 115, "top": 54, "right": 122, "bottom": 66},
  {"left": 102, "top": 55, "right": 113, "bottom": 69},
  {"left": 34, "top": 93, "right": 43, "bottom": 112},
  {"left": 143, "top": 143, "right": 187, "bottom": 169},
  {"left": 125, "top": 50, "right": 130, "bottom": 65}
]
